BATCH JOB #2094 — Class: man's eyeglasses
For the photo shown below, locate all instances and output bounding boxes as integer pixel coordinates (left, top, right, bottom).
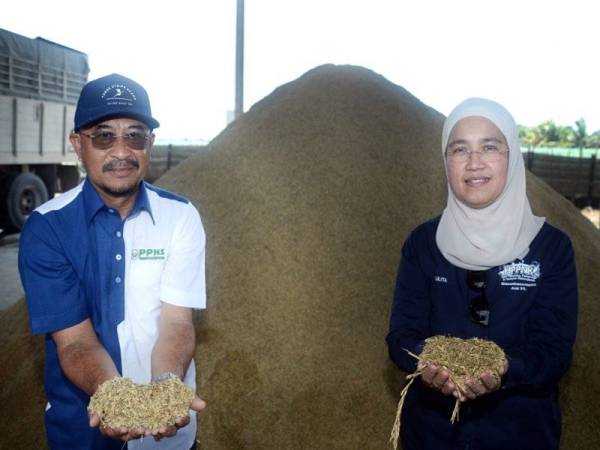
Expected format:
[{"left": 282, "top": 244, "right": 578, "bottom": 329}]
[
  {"left": 467, "top": 270, "right": 490, "bottom": 326},
  {"left": 79, "top": 130, "right": 151, "bottom": 150}
]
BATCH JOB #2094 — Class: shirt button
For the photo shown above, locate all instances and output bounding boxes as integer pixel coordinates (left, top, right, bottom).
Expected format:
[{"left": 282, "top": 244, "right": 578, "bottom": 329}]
[
  {"left": 116, "top": 231, "right": 122, "bottom": 238},
  {"left": 115, "top": 254, "right": 122, "bottom": 261},
  {"left": 108, "top": 208, "right": 115, "bottom": 213},
  {"left": 115, "top": 276, "right": 122, "bottom": 283}
]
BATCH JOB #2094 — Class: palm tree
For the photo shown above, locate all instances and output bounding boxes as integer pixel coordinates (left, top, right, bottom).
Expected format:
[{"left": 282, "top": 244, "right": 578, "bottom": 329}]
[
  {"left": 519, "top": 126, "right": 544, "bottom": 170},
  {"left": 519, "top": 125, "right": 543, "bottom": 151},
  {"left": 571, "top": 118, "right": 587, "bottom": 157},
  {"left": 569, "top": 119, "right": 589, "bottom": 192}
]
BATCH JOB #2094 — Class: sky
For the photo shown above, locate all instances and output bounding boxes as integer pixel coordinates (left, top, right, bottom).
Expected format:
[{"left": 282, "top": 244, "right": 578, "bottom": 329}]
[{"left": 2, "top": 0, "right": 599, "bottom": 143}]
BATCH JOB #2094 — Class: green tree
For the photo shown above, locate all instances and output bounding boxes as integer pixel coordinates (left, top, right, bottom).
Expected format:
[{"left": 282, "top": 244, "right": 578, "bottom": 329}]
[
  {"left": 558, "top": 125, "right": 573, "bottom": 146},
  {"left": 537, "top": 120, "right": 561, "bottom": 146},
  {"left": 570, "top": 118, "right": 588, "bottom": 158},
  {"left": 587, "top": 130, "right": 600, "bottom": 148},
  {"left": 519, "top": 125, "right": 543, "bottom": 151}
]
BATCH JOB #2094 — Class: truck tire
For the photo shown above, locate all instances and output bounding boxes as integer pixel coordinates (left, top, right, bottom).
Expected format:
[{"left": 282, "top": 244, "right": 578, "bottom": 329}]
[{"left": 0, "top": 172, "right": 49, "bottom": 230}]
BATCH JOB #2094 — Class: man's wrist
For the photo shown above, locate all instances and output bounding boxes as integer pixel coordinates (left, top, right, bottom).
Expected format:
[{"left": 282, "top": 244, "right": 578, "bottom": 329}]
[{"left": 151, "top": 371, "right": 180, "bottom": 383}]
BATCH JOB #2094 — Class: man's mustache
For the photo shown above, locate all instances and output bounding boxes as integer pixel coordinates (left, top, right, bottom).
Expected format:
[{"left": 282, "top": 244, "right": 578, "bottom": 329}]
[{"left": 102, "top": 159, "right": 140, "bottom": 172}]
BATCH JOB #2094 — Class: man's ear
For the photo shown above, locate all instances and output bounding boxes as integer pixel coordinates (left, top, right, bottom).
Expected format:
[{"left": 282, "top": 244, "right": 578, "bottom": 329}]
[
  {"left": 70, "top": 132, "right": 83, "bottom": 160},
  {"left": 146, "top": 132, "right": 155, "bottom": 155}
]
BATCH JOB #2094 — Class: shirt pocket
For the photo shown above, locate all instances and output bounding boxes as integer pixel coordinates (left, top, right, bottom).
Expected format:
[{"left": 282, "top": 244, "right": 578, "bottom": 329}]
[
  {"left": 125, "top": 257, "right": 167, "bottom": 316},
  {"left": 127, "top": 257, "right": 165, "bottom": 288}
]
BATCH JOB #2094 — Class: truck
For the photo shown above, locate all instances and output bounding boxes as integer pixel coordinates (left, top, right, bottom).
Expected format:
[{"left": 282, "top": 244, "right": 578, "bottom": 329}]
[{"left": 0, "top": 28, "right": 88, "bottom": 231}]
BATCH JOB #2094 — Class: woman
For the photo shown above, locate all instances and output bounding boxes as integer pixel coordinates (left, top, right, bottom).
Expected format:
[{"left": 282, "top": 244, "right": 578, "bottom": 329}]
[{"left": 386, "top": 98, "right": 578, "bottom": 450}]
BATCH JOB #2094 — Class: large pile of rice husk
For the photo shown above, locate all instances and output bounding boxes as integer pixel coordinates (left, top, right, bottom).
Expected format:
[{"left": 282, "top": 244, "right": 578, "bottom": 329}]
[{"left": 1, "top": 64, "right": 599, "bottom": 449}]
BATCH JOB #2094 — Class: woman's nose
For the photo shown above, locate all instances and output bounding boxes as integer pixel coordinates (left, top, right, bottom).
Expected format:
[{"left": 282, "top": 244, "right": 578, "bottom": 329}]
[{"left": 465, "top": 150, "right": 485, "bottom": 167}]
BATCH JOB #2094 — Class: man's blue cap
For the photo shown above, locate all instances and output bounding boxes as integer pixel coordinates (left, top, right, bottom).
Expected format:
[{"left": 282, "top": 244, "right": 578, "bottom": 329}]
[{"left": 73, "top": 73, "right": 160, "bottom": 131}]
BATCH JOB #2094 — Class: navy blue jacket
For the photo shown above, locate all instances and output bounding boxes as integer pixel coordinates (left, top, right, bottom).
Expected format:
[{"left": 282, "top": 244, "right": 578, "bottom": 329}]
[{"left": 387, "top": 217, "right": 577, "bottom": 450}]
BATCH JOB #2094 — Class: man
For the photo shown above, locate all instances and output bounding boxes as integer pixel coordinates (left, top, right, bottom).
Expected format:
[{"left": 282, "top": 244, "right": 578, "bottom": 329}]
[{"left": 19, "top": 73, "right": 206, "bottom": 449}]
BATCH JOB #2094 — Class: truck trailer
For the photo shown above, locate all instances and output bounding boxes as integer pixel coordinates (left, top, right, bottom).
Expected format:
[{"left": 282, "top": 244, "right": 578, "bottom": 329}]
[{"left": 0, "top": 28, "right": 88, "bottom": 231}]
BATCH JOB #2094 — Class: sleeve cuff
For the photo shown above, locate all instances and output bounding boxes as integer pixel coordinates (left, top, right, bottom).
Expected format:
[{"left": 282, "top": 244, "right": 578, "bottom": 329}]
[
  {"left": 29, "top": 304, "right": 88, "bottom": 335},
  {"left": 160, "top": 285, "right": 206, "bottom": 310},
  {"left": 502, "top": 354, "right": 525, "bottom": 388}
]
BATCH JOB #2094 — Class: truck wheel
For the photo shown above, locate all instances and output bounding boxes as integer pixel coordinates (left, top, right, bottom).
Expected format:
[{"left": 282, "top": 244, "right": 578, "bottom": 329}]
[{"left": 0, "top": 172, "right": 49, "bottom": 230}]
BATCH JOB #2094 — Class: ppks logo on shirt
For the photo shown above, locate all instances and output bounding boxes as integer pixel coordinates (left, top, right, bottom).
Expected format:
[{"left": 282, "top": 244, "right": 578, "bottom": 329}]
[
  {"left": 101, "top": 83, "right": 136, "bottom": 107},
  {"left": 131, "top": 248, "right": 166, "bottom": 260}
]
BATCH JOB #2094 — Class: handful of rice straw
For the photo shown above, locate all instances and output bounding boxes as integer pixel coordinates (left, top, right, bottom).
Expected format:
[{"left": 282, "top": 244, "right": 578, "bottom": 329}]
[
  {"left": 390, "top": 336, "right": 505, "bottom": 450},
  {"left": 88, "top": 377, "right": 194, "bottom": 430}
]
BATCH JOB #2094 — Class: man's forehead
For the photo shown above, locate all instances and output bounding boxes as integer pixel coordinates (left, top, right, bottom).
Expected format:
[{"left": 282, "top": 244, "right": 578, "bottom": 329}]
[{"left": 89, "top": 118, "right": 149, "bottom": 130}]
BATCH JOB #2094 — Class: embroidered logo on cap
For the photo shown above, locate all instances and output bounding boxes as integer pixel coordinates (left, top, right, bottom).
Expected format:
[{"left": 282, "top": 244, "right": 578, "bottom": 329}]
[{"left": 101, "top": 84, "right": 137, "bottom": 106}]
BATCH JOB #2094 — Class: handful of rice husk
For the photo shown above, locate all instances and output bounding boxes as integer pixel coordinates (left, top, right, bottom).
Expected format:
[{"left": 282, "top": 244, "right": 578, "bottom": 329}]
[
  {"left": 88, "top": 377, "right": 194, "bottom": 430},
  {"left": 390, "top": 336, "right": 506, "bottom": 449}
]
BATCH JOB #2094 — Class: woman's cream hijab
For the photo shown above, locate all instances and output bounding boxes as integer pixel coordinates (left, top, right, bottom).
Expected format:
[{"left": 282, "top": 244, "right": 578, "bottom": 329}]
[{"left": 435, "top": 98, "right": 545, "bottom": 270}]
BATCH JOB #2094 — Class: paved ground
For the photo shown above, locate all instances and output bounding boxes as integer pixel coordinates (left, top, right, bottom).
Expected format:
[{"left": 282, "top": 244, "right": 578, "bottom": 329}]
[{"left": 0, "top": 232, "right": 23, "bottom": 310}]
